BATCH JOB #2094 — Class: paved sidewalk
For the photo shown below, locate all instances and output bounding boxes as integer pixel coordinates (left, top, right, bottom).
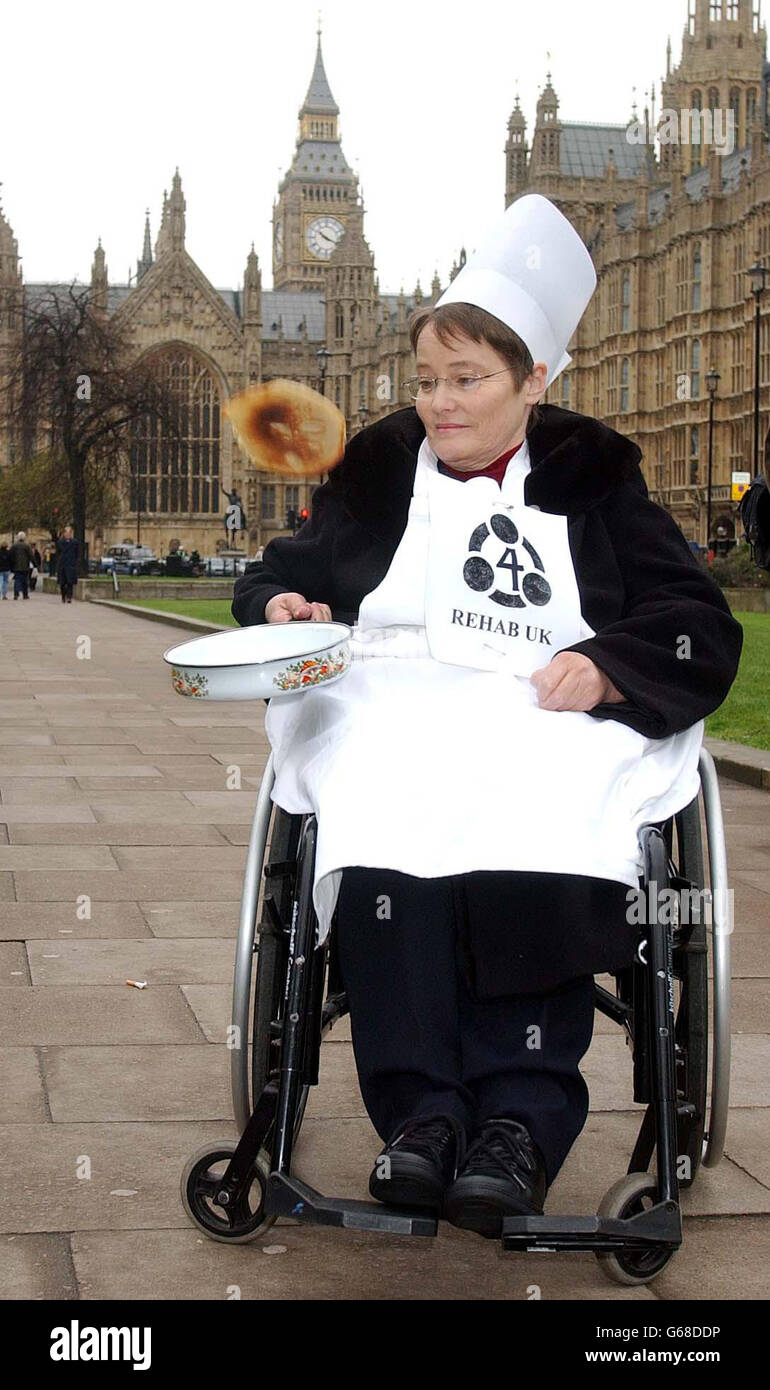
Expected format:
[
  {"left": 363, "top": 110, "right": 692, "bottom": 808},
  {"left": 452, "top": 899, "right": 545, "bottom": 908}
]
[{"left": 0, "top": 591, "right": 767, "bottom": 1301}]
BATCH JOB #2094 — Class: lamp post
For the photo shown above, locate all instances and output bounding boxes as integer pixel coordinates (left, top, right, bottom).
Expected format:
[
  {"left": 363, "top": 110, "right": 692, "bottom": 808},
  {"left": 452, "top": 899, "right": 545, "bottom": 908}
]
[
  {"left": 316, "top": 346, "right": 329, "bottom": 397},
  {"left": 748, "top": 261, "right": 770, "bottom": 480},
  {"left": 359, "top": 401, "right": 369, "bottom": 433},
  {"left": 705, "top": 367, "right": 720, "bottom": 549}
]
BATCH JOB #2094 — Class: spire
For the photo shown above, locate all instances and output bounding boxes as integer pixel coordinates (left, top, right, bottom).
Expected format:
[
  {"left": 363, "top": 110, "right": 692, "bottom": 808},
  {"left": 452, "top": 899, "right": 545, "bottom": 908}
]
[
  {"left": 91, "top": 239, "right": 108, "bottom": 314},
  {"left": 155, "top": 171, "right": 185, "bottom": 256},
  {"left": 301, "top": 28, "right": 339, "bottom": 115},
  {"left": 137, "top": 208, "right": 153, "bottom": 281}
]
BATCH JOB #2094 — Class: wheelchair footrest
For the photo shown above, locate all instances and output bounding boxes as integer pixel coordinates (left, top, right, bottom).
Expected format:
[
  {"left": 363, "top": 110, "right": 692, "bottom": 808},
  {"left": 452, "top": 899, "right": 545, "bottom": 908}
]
[
  {"left": 266, "top": 1172, "right": 438, "bottom": 1237},
  {"left": 500, "top": 1203, "right": 681, "bottom": 1254}
]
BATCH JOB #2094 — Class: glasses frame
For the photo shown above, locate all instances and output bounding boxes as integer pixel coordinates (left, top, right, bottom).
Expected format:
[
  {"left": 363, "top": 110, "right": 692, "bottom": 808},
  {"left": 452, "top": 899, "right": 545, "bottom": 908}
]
[{"left": 403, "top": 368, "right": 516, "bottom": 401}]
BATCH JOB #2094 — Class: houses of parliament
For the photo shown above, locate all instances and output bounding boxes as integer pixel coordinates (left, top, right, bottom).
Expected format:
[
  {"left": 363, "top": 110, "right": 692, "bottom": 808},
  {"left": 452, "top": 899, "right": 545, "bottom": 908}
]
[{"left": 2, "top": 0, "right": 770, "bottom": 554}]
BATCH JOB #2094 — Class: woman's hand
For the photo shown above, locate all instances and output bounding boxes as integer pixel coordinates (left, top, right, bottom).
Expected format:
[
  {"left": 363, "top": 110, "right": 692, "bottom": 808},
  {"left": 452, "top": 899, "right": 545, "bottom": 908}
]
[
  {"left": 265, "top": 592, "right": 332, "bottom": 623},
  {"left": 529, "top": 651, "right": 626, "bottom": 712}
]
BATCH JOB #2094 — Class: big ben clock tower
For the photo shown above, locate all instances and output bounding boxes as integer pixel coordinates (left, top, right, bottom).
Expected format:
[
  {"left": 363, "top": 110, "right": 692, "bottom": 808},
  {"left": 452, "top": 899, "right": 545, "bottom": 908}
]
[{"left": 272, "top": 26, "right": 358, "bottom": 290}]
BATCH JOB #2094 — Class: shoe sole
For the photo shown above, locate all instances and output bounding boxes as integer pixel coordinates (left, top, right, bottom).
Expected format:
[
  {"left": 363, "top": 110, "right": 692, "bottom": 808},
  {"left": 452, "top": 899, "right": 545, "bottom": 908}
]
[
  {"left": 369, "top": 1155, "right": 445, "bottom": 1210},
  {"left": 444, "top": 1180, "right": 544, "bottom": 1238}
]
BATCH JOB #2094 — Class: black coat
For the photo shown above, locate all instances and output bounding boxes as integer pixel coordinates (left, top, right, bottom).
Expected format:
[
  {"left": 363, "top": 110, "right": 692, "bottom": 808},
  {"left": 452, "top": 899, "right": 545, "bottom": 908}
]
[
  {"left": 56, "top": 537, "right": 79, "bottom": 585},
  {"left": 233, "top": 403, "right": 743, "bottom": 741},
  {"left": 9, "top": 540, "right": 33, "bottom": 574}
]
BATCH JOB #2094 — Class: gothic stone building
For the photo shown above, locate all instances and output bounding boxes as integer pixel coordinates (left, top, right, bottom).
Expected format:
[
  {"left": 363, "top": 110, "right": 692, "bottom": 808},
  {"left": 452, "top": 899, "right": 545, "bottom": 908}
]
[{"left": 2, "top": 1, "right": 770, "bottom": 553}]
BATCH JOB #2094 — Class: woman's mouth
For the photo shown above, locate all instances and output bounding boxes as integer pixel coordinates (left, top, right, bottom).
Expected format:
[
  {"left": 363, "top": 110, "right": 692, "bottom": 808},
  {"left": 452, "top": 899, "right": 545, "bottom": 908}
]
[{"left": 436, "top": 424, "right": 467, "bottom": 430}]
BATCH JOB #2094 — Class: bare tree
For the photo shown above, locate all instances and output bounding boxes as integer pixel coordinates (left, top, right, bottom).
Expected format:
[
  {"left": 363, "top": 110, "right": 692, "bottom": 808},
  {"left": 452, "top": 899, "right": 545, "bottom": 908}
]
[{"left": 1, "top": 284, "right": 179, "bottom": 572}]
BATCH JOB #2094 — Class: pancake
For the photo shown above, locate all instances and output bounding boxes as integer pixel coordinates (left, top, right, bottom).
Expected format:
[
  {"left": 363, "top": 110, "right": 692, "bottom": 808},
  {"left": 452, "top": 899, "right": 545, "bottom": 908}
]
[{"left": 224, "top": 378, "right": 346, "bottom": 477}]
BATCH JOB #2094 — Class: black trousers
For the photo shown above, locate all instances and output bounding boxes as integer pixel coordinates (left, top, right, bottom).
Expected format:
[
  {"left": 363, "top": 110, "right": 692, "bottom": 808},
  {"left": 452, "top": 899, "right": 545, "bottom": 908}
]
[{"left": 334, "top": 866, "right": 605, "bottom": 1188}]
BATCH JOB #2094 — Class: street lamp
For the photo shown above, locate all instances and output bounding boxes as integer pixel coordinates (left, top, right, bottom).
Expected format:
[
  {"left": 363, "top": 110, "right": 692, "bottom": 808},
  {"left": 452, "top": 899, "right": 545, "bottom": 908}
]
[
  {"left": 317, "top": 347, "right": 330, "bottom": 397},
  {"left": 705, "top": 367, "right": 721, "bottom": 549},
  {"left": 747, "top": 261, "right": 770, "bottom": 480},
  {"left": 359, "top": 401, "right": 369, "bottom": 432}
]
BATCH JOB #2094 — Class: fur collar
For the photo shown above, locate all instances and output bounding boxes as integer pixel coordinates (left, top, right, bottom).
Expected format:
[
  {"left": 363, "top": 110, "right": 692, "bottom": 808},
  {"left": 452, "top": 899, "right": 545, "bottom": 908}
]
[{"left": 336, "top": 404, "right": 645, "bottom": 542}]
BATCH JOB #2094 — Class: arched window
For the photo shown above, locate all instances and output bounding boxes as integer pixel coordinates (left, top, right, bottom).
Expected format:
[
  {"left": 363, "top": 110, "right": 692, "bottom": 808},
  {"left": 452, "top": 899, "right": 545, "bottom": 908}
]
[
  {"left": 692, "top": 244, "right": 702, "bottom": 310},
  {"left": 747, "top": 87, "right": 758, "bottom": 124},
  {"left": 621, "top": 270, "right": 631, "bottom": 331},
  {"left": 335, "top": 303, "right": 344, "bottom": 339},
  {"left": 620, "top": 357, "right": 629, "bottom": 412},
  {"left": 692, "top": 339, "right": 701, "bottom": 397},
  {"left": 709, "top": 1, "right": 722, "bottom": 18},
  {"left": 708, "top": 87, "right": 719, "bottom": 112},
  {"left": 130, "top": 347, "right": 221, "bottom": 515},
  {"left": 730, "top": 87, "right": 740, "bottom": 126}
]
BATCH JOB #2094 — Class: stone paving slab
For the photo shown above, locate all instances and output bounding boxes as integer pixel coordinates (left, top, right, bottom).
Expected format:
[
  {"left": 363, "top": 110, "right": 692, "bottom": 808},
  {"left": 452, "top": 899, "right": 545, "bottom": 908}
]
[
  {"left": 0, "top": 987, "right": 206, "bottom": 1045},
  {"left": 0, "top": 942, "right": 31, "bottom": 986},
  {"left": 0, "top": 1048, "right": 49, "bottom": 1121},
  {"left": 140, "top": 902, "right": 246, "bottom": 937},
  {"left": 0, "top": 805, "right": 98, "bottom": 824},
  {"left": 68, "top": 1225, "right": 658, "bottom": 1302},
  {"left": 41, "top": 1045, "right": 227, "bottom": 1123},
  {"left": 0, "top": 874, "right": 15, "bottom": 900},
  {"left": 0, "top": 902, "right": 150, "bottom": 940},
  {"left": 13, "top": 870, "right": 244, "bottom": 902},
  {"left": 7, "top": 824, "right": 231, "bottom": 846},
  {"left": 109, "top": 846, "right": 246, "bottom": 872},
  {"left": 0, "top": 1120, "right": 236, "bottom": 1233},
  {"left": 26, "top": 938, "right": 236, "bottom": 987},
  {"left": 0, "top": 846, "right": 119, "bottom": 871},
  {"left": 0, "top": 1234, "right": 79, "bottom": 1301}
]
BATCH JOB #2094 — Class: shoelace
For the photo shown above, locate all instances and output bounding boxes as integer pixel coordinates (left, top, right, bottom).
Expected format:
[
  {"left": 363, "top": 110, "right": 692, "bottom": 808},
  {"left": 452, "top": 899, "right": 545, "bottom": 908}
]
[
  {"left": 389, "top": 1116, "right": 460, "bottom": 1165},
  {"left": 460, "top": 1121, "right": 540, "bottom": 1190}
]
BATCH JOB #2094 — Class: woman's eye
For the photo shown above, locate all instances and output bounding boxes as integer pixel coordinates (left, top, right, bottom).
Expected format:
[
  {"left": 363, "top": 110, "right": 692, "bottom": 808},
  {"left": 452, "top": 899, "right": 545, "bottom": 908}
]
[
  {"left": 455, "top": 376, "right": 478, "bottom": 389},
  {"left": 417, "top": 379, "right": 434, "bottom": 392}
]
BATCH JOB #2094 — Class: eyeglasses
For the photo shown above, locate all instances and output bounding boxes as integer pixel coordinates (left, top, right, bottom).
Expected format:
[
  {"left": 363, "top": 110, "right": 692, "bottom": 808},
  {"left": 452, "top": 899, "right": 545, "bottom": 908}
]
[{"left": 404, "top": 369, "right": 514, "bottom": 401}]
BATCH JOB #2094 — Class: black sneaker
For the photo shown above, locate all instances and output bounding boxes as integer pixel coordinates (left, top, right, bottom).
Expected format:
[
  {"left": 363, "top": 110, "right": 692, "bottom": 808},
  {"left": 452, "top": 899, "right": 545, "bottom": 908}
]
[
  {"left": 443, "top": 1118, "right": 547, "bottom": 1236},
  {"left": 369, "top": 1114, "right": 466, "bottom": 1210}
]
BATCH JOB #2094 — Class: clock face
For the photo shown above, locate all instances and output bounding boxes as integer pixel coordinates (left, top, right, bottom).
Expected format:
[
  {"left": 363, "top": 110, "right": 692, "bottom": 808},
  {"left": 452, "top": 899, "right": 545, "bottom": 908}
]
[
  {"left": 305, "top": 215, "right": 345, "bottom": 260},
  {"left": 274, "top": 219, "right": 284, "bottom": 265}
]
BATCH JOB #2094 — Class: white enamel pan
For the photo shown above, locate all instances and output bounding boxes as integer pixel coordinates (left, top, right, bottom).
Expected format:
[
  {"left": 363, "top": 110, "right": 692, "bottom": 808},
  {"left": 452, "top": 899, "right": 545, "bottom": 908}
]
[{"left": 163, "top": 622, "right": 352, "bottom": 701}]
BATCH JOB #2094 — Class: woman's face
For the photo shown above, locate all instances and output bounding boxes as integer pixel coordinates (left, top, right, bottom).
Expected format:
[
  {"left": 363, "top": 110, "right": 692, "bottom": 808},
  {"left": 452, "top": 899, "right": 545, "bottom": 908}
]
[{"left": 414, "top": 324, "right": 547, "bottom": 472}]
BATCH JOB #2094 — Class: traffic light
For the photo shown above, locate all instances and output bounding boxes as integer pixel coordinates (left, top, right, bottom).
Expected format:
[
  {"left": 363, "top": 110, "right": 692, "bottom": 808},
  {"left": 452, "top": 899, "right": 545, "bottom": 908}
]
[{"left": 300, "top": 508, "right": 309, "bottom": 522}]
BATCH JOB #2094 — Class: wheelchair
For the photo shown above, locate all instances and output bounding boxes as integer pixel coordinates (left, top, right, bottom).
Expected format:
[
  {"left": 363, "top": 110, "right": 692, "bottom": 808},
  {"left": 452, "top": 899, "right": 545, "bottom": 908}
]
[{"left": 181, "top": 746, "right": 732, "bottom": 1287}]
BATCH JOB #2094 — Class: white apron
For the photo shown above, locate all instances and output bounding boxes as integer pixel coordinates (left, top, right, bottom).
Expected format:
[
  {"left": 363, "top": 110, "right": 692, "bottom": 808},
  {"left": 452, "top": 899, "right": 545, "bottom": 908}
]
[{"left": 265, "top": 435, "right": 703, "bottom": 942}]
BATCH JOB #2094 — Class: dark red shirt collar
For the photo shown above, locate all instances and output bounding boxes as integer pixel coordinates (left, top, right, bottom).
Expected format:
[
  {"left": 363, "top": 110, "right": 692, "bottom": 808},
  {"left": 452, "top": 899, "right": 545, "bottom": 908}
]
[{"left": 437, "top": 439, "right": 525, "bottom": 485}]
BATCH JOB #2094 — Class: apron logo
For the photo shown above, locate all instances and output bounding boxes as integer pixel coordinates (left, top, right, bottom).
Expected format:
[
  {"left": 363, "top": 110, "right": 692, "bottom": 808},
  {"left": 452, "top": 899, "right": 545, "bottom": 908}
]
[{"left": 463, "top": 513, "right": 552, "bottom": 609}]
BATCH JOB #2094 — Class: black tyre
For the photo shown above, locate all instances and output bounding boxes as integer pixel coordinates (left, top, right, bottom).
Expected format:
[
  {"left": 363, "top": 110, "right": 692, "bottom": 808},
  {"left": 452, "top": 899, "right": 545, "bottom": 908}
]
[
  {"left": 670, "top": 800, "right": 709, "bottom": 1187},
  {"left": 595, "top": 1174, "right": 676, "bottom": 1286},
  {"left": 251, "top": 807, "right": 310, "bottom": 1140},
  {"left": 180, "top": 1142, "right": 274, "bottom": 1243}
]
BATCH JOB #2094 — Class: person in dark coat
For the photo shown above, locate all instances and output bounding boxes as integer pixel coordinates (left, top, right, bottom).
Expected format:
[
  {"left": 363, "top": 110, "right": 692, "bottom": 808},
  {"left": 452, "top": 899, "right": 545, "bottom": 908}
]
[
  {"left": 233, "top": 301, "right": 742, "bottom": 1233},
  {"left": 0, "top": 542, "right": 10, "bottom": 600},
  {"left": 9, "top": 532, "right": 33, "bottom": 600},
  {"left": 55, "top": 527, "right": 79, "bottom": 604}
]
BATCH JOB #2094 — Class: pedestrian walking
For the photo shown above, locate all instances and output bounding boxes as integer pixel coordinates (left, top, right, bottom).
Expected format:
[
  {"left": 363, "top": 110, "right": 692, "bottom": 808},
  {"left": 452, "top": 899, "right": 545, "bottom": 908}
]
[
  {"left": 9, "top": 531, "right": 33, "bottom": 600},
  {"left": 0, "top": 542, "right": 10, "bottom": 600},
  {"left": 29, "top": 544, "right": 42, "bottom": 592},
  {"left": 55, "top": 526, "right": 79, "bottom": 604}
]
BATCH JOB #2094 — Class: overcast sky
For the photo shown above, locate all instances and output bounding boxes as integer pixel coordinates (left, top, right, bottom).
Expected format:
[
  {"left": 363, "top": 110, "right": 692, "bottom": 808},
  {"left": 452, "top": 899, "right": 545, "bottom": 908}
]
[{"left": 1, "top": 0, "right": 720, "bottom": 294}]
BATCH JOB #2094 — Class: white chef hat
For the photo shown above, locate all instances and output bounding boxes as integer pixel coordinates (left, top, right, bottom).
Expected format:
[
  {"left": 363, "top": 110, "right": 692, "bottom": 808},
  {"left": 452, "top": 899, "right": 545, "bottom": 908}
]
[{"left": 436, "top": 194, "right": 597, "bottom": 389}]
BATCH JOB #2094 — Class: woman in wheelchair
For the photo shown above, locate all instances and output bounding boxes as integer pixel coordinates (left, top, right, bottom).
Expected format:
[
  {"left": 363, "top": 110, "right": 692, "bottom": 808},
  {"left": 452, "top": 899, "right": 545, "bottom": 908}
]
[{"left": 232, "top": 196, "right": 742, "bottom": 1240}]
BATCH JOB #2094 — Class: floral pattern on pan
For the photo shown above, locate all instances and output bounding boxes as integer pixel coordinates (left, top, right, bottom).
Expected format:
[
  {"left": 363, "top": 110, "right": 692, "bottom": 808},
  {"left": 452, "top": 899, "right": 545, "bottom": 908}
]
[
  {"left": 171, "top": 667, "right": 209, "bottom": 698},
  {"left": 273, "top": 649, "right": 349, "bottom": 692}
]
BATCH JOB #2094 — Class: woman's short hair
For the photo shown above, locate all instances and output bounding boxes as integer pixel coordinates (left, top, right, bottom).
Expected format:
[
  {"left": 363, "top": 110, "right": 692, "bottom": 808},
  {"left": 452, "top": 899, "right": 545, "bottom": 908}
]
[{"left": 408, "top": 302, "right": 543, "bottom": 431}]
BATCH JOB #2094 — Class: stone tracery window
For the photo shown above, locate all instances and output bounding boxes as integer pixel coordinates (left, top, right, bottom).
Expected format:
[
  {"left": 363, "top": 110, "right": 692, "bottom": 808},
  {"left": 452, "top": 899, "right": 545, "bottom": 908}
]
[{"left": 130, "top": 347, "right": 221, "bottom": 515}]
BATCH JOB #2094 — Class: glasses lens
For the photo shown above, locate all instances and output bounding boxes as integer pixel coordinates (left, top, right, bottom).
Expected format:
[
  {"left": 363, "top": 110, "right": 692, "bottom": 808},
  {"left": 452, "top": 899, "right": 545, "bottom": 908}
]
[
  {"left": 405, "top": 377, "right": 431, "bottom": 399},
  {"left": 449, "top": 374, "right": 483, "bottom": 392}
]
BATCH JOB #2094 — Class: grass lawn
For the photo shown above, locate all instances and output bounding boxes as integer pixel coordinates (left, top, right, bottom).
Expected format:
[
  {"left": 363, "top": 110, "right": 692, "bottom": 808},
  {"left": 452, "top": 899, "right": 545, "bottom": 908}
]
[
  {"left": 705, "top": 611, "right": 770, "bottom": 751},
  {"left": 125, "top": 598, "right": 238, "bottom": 627},
  {"left": 126, "top": 600, "right": 769, "bottom": 749}
]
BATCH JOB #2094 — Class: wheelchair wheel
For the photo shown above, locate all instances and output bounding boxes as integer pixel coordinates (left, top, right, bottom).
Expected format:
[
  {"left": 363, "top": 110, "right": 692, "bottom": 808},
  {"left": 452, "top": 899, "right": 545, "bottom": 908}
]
[
  {"left": 595, "top": 1174, "right": 675, "bottom": 1286},
  {"left": 670, "top": 801, "right": 709, "bottom": 1187},
  {"left": 180, "top": 1142, "right": 274, "bottom": 1244},
  {"left": 251, "top": 807, "right": 311, "bottom": 1142}
]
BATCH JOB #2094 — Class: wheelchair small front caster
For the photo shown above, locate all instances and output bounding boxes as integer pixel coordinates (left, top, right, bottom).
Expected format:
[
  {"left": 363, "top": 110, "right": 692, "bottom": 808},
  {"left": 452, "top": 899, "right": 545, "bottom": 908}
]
[
  {"left": 181, "top": 1142, "right": 275, "bottom": 1244},
  {"left": 595, "top": 1173, "right": 676, "bottom": 1286}
]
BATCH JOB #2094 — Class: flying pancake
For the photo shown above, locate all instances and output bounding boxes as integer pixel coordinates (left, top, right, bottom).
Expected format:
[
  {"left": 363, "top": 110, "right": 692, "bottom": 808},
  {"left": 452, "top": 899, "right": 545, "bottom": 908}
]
[{"left": 224, "top": 379, "right": 346, "bottom": 478}]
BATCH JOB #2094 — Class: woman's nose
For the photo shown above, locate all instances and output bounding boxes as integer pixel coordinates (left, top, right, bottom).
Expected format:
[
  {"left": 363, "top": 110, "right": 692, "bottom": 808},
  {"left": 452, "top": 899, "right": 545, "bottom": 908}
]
[{"left": 431, "top": 379, "right": 456, "bottom": 408}]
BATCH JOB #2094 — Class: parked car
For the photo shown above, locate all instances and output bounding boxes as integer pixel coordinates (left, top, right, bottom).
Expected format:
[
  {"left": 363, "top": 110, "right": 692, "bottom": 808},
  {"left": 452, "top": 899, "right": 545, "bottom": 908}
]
[{"left": 99, "top": 545, "right": 161, "bottom": 576}]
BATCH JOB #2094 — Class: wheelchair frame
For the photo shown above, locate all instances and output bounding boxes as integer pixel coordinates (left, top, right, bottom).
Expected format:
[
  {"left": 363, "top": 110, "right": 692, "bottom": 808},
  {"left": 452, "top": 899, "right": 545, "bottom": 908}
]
[{"left": 183, "top": 746, "right": 732, "bottom": 1285}]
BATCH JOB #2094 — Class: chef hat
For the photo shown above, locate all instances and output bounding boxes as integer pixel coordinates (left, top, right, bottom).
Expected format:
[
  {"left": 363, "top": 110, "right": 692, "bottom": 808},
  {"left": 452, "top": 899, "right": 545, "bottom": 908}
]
[{"left": 436, "top": 194, "right": 597, "bottom": 389}]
